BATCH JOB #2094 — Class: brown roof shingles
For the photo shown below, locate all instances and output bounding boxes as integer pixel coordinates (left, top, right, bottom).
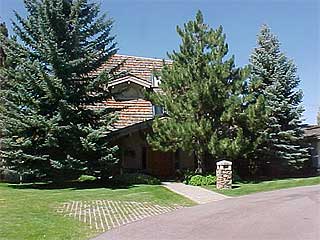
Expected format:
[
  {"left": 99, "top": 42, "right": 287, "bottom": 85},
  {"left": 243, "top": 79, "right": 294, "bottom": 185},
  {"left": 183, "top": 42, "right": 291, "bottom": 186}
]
[
  {"left": 105, "top": 99, "right": 153, "bottom": 130},
  {"left": 98, "top": 54, "right": 170, "bottom": 83},
  {"left": 304, "top": 125, "right": 320, "bottom": 139},
  {"left": 95, "top": 54, "right": 171, "bottom": 132}
]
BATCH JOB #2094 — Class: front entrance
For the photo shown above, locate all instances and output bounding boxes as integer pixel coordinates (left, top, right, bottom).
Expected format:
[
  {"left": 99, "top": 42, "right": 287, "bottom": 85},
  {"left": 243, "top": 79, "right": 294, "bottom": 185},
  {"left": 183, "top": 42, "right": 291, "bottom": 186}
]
[{"left": 147, "top": 150, "right": 175, "bottom": 178}]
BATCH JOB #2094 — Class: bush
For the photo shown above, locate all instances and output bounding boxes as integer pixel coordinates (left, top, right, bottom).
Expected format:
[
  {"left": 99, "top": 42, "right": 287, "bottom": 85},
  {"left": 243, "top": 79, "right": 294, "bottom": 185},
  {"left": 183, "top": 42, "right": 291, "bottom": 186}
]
[
  {"left": 0, "top": 168, "right": 19, "bottom": 183},
  {"left": 112, "top": 173, "right": 161, "bottom": 185},
  {"left": 233, "top": 173, "right": 242, "bottom": 183},
  {"left": 188, "top": 174, "right": 216, "bottom": 186},
  {"left": 181, "top": 169, "right": 197, "bottom": 184},
  {"left": 78, "top": 175, "right": 97, "bottom": 182},
  {"left": 0, "top": 168, "right": 35, "bottom": 183}
]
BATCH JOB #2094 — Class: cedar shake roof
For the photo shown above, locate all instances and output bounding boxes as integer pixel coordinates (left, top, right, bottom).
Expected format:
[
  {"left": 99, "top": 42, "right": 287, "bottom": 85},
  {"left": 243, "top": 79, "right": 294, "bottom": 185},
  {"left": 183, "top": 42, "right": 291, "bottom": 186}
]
[
  {"left": 96, "top": 54, "right": 170, "bottom": 132},
  {"left": 304, "top": 125, "right": 320, "bottom": 139},
  {"left": 106, "top": 99, "right": 153, "bottom": 131},
  {"left": 98, "top": 54, "right": 171, "bottom": 85}
]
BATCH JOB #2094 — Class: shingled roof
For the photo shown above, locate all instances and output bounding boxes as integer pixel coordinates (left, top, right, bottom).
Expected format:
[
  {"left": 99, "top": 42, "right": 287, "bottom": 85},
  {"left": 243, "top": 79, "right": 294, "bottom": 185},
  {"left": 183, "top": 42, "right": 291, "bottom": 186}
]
[
  {"left": 304, "top": 125, "right": 320, "bottom": 139},
  {"left": 98, "top": 54, "right": 170, "bottom": 85},
  {"left": 106, "top": 99, "right": 153, "bottom": 131},
  {"left": 96, "top": 54, "right": 170, "bottom": 132}
]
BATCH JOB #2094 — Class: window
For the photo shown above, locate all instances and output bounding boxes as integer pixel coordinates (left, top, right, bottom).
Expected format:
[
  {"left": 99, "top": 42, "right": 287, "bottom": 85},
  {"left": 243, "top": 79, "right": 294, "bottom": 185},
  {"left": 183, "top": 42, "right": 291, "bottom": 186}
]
[
  {"left": 151, "top": 75, "right": 161, "bottom": 87},
  {"left": 153, "top": 105, "right": 164, "bottom": 116}
]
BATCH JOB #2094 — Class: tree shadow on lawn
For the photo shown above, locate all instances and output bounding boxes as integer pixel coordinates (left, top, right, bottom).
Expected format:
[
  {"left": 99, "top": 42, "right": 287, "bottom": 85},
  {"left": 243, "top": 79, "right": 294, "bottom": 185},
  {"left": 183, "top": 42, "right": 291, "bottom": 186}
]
[{"left": 7, "top": 180, "right": 142, "bottom": 191}]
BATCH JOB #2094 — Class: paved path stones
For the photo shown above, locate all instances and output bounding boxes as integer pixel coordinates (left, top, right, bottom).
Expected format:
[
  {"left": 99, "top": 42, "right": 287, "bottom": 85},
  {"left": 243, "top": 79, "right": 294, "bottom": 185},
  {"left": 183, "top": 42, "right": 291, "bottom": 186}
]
[
  {"left": 162, "top": 182, "right": 228, "bottom": 204},
  {"left": 56, "top": 200, "right": 182, "bottom": 232}
]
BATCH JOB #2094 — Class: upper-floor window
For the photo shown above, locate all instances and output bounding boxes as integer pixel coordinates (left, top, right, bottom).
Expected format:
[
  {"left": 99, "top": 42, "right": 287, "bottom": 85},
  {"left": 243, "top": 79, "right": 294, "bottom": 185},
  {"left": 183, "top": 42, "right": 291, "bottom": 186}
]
[
  {"left": 151, "top": 75, "right": 161, "bottom": 88},
  {"left": 153, "top": 105, "right": 164, "bottom": 116}
]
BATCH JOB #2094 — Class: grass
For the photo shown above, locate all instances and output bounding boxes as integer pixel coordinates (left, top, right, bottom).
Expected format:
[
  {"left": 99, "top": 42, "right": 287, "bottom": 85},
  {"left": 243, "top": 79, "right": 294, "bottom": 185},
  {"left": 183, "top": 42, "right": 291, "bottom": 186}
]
[
  {"left": 204, "top": 176, "right": 320, "bottom": 197},
  {"left": 0, "top": 182, "right": 194, "bottom": 240}
]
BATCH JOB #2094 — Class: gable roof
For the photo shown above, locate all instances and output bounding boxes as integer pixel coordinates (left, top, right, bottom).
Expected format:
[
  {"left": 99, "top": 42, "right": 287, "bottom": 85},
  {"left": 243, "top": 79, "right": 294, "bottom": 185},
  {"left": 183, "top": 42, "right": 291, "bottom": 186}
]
[
  {"left": 304, "top": 125, "right": 320, "bottom": 139},
  {"left": 97, "top": 54, "right": 171, "bottom": 85},
  {"left": 108, "top": 75, "right": 151, "bottom": 88},
  {"left": 92, "top": 54, "right": 171, "bottom": 133}
]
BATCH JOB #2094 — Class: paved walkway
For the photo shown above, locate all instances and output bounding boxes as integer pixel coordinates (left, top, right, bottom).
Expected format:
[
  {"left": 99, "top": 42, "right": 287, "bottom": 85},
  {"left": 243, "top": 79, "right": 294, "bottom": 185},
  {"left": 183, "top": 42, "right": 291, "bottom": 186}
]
[{"left": 162, "top": 182, "right": 228, "bottom": 204}]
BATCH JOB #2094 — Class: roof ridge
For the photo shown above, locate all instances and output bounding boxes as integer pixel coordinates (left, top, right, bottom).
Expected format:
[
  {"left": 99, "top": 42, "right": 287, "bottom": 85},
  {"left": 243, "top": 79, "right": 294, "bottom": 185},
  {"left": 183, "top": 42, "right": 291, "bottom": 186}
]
[{"left": 115, "top": 53, "right": 171, "bottom": 62}]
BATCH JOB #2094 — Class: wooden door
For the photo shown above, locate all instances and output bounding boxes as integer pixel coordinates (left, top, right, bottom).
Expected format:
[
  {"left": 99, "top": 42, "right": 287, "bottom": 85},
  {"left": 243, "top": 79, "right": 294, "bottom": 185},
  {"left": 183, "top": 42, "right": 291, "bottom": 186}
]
[{"left": 147, "top": 150, "right": 174, "bottom": 178}]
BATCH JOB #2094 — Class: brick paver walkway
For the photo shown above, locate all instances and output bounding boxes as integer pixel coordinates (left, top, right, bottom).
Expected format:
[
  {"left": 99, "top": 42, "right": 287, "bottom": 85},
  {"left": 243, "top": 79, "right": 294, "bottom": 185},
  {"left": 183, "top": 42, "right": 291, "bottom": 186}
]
[
  {"left": 56, "top": 200, "right": 182, "bottom": 232},
  {"left": 162, "top": 182, "right": 229, "bottom": 204}
]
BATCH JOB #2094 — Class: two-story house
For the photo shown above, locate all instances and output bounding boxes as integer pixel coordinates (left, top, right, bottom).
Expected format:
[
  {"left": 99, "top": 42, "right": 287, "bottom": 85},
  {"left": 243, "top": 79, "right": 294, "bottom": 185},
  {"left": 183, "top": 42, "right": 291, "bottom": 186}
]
[{"left": 99, "top": 54, "right": 195, "bottom": 178}]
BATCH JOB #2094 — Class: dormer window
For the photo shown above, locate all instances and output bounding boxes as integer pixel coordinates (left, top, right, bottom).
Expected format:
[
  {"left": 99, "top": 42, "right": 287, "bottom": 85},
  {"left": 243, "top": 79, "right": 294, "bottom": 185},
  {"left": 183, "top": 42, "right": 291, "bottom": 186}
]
[
  {"left": 152, "top": 75, "right": 161, "bottom": 87},
  {"left": 153, "top": 105, "right": 164, "bottom": 116}
]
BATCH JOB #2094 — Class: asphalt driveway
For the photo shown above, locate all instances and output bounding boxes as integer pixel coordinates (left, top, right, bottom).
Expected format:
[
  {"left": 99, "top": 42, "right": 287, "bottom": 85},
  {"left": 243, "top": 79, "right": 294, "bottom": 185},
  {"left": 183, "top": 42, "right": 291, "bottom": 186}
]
[{"left": 92, "top": 185, "right": 320, "bottom": 240}]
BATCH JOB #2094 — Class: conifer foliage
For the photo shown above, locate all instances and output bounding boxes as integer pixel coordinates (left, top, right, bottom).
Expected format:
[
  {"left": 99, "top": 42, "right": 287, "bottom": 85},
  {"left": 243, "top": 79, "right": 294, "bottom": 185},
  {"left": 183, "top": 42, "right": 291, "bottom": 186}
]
[
  {"left": 249, "top": 25, "right": 309, "bottom": 173},
  {"left": 0, "top": 22, "right": 8, "bottom": 67},
  {"left": 148, "top": 11, "right": 249, "bottom": 173},
  {"left": 0, "top": 0, "right": 119, "bottom": 181}
]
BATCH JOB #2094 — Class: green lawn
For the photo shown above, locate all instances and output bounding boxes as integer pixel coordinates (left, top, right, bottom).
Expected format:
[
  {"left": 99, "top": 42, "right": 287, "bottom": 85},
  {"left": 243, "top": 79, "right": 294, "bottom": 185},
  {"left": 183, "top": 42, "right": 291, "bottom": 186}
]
[
  {"left": 204, "top": 176, "right": 320, "bottom": 196},
  {"left": 0, "top": 183, "right": 194, "bottom": 240}
]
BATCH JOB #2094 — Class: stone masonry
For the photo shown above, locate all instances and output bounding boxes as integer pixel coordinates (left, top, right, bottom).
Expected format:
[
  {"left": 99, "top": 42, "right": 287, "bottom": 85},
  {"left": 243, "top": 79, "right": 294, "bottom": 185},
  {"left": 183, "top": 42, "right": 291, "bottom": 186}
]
[{"left": 216, "top": 160, "right": 232, "bottom": 190}]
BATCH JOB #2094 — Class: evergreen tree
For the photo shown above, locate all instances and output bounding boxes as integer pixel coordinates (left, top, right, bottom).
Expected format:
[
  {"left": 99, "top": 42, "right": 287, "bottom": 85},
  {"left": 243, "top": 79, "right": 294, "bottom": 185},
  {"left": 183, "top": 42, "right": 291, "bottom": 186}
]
[
  {"left": 148, "top": 11, "right": 249, "bottom": 173},
  {"left": 317, "top": 109, "right": 320, "bottom": 125},
  {"left": 0, "top": 0, "right": 119, "bottom": 181},
  {"left": 249, "top": 25, "right": 309, "bottom": 174},
  {"left": 0, "top": 22, "right": 8, "bottom": 67}
]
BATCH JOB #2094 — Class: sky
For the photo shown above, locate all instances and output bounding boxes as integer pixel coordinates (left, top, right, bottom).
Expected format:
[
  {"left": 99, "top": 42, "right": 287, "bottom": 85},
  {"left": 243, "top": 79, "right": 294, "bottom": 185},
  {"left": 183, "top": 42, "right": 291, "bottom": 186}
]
[{"left": 0, "top": 0, "right": 319, "bottom": 124}]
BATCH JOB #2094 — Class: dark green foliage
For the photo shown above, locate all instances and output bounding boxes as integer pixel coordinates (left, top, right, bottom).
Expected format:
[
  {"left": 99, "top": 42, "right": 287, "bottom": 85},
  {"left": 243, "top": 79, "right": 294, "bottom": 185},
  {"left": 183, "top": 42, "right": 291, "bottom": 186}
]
[
  {"left": 0, "top": 22, "right": 8, "bottom": 37},
  {"left": 232, "top": 172, "right": 242, "bottom": 183},
  {"left": 0, "top": 22, "right": 8, "bottom": 67},
  {"left": 179, "top": 169, "right": 197, "bottom": 184},
  {"left": 0, "top": 168, "right": 19, "bottom": 183},
  {"left": 0, "top": 0, "right": 119, "bottom": 181},
  {"left": 317, "top": 109, "right": 320, "bottom": 125},
  {"left": 112, "top": 173, "right": 161, "bottom": 185},
  {"left": 248, "top": 25, "right": 309, "bottom": 175},
  {"left": 148, "top": 11, "right": 249, "bottom": 173}
]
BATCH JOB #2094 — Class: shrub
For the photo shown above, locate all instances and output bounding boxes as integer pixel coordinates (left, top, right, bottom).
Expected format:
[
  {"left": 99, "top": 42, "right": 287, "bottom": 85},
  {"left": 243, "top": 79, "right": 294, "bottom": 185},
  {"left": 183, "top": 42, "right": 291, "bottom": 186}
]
[
  {"left": 188, "top": 174, "right": 216, "bottom": 186},
  {"left": 112, "top": 173, "right": 161, "bottom": 185},
  {"left": 78, "top": 175, "right": 97, "bottom": 182},
  {"left": 0, "top": 168, "right": 19, "bottom": 183},
  {"left": 233, "top": 173, "right": 242, "bottom": 183},
  {"left": 181, "top": 169, "right": 197, "bottom": 184}
]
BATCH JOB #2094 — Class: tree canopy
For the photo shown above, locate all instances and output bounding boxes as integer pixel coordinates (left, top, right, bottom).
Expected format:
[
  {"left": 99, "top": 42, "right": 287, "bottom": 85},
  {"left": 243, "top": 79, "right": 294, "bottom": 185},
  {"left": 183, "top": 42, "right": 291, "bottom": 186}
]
[
  {"left": 0, "top": 0, "right": 119, "bottom": 181},
  {"left": 248, "top": 25, "right": 309, "bottom": 175},
  {"left": 148, "top": 11, "right": 250, "bottom": 173}
]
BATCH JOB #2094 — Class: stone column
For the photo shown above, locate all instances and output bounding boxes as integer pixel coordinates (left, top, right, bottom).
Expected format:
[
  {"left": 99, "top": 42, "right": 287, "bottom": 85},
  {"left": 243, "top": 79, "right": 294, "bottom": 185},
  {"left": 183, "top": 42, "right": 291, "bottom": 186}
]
[{"left": 216, "top": 160, "right": 232, "bottom": 190}]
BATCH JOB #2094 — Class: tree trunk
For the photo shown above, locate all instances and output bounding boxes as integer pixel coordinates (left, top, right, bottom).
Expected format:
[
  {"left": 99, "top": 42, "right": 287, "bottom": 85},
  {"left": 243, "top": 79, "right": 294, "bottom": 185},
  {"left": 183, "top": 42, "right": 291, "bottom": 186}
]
[
  {"left": 194, "top": 151, "right": 205, "bottom": 173},
  {"left": 19, "top": 174, "right": 23, "bottom": 184}
]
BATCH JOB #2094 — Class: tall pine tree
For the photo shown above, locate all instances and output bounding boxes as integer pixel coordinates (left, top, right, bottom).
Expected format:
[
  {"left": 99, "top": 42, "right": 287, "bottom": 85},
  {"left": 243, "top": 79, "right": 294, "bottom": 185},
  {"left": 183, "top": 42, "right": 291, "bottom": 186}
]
[
  {"left": 0, "top": 22, "right": 8, "bottom": 67},
  {"left": 148, "top": 11, "right": 249, "bottom": 173},
  {"left": 249, "top": 25, "right": 309, "bottom": 175},
  {"left": 0, "top": 0, "right": 119, "bottom": 181}
]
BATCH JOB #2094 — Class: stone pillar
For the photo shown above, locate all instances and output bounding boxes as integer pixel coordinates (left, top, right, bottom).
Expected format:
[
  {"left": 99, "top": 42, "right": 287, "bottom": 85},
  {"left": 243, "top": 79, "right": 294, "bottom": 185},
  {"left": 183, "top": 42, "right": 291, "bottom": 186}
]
[{"left": 216, "top": 160, "right": 232, "bottom": 190}]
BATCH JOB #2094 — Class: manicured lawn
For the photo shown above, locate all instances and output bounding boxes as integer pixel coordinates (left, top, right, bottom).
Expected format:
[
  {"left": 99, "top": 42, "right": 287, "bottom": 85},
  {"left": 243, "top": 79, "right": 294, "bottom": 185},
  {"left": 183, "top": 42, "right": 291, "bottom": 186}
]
[
  {"left": 0, "top": 183, "right": 194, "bottom": 240},
  {"left": 204, "top": 176, "right": 320, "bottom": 197}
]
